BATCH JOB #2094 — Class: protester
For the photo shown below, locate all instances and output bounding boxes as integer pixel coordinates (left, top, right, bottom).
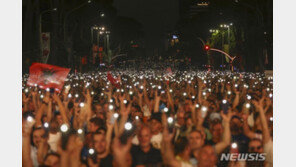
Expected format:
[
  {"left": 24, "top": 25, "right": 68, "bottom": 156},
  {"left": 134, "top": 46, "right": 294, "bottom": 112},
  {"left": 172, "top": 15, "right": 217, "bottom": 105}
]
[{"left": 22, "top": 67, "right": 273, "bottom": 167}]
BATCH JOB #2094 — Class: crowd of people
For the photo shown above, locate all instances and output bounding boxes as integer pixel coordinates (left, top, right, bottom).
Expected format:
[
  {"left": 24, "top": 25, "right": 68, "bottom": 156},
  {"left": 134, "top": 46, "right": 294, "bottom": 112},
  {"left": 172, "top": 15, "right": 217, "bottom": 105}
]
[{"left": 22, "top": 69, "right": 273, "bottom": 167}]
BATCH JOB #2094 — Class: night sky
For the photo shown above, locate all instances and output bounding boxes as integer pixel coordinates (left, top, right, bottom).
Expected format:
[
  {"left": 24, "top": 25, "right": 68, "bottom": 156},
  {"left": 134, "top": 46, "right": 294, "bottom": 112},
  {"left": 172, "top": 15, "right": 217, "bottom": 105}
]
[{"left": 113, "top": 0, "right": 179, "bottom": 56}]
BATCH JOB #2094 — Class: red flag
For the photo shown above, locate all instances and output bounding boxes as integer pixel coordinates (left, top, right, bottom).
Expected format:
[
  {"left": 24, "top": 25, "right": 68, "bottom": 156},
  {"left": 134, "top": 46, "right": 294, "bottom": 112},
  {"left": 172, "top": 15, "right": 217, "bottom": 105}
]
[
  {"left": 27, "top": 63, "right": 70, "bottom": 92},
  {"left": 107, "top": 72, "right": 120, "bottom": 88}
]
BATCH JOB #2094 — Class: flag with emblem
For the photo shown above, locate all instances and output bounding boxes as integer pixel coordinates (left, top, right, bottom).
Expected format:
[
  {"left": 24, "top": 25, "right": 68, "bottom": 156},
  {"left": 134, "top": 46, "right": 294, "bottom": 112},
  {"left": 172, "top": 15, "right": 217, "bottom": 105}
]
[{"left": 27, "top": 63, "right": 70, "bottom": 92}]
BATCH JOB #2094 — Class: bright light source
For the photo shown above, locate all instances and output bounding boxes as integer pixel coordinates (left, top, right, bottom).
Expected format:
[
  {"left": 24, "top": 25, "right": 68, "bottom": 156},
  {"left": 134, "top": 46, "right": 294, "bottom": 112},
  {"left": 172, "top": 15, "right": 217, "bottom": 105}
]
[
  {"left": 169, "top": 89, "right": 173, "bottom": 93},
  {"left": 91, "top": 91, "right": 94, "bottom": 95},
  {"left": 158, "top": 85, "right": 162, "bottom": 90},
  {"left": 202, "top": 92, "right": 206, "bottom": 96},
  {"left": 79, "top": 102, "right": 85, "bottom": 108},
  {"left": 167, "top": 117, "right": 173, "bottom": 124},
  {"left": 269, "top": 93, "right": 273, "bottom": 98},
  {"left": 227, "top": 91, "right": 231, "bottom": 95},
  {"left": 231, "top": 143, "right": 238, "bottom": 149},
  {"left": 247, "top": 95, "right": 251, "bottom": 100},
  {"left": 140, "top": 85, "right": 144, "bottom": 89},
  {"left": 123, "top": 100, "right": 127, "bottom": 104},
  {"left": 46, "top": 88, "right": 50, "bottom": 92},
  {"left": 27, "top": 116, "right": 33, "bottom": 122},
  {"left": 270, "top": 117, "right": 273, "bottom": 122},
  {"left": 135, "top": 116, "right": 139, "bottom": 120},
  {"left": 195, "top": 104, "right": 200, "bottom": 108},
  {"left": 183, "top": 92, "right": 187, "bottom": 96},
  {"left": 110, "top": 99, "right": 113, "bottom": 103},
  {"left": 44, "top": 122, "right": 49, "bottom": 128},
  {"left": 201, "top": 106, "right": 207, "bottom": 112},
  {"left": 164, "top": 107, "right": 169, "bottom": 112},
  {"left": 77, "top": 129, "right": 83, "bottom": 134},
  {"left": 246, "top": 103, "right": 251, "bottom": 109},
  {"left": 124, "top": 122, "right": 132, "bottom": 130},
  {"left": 68, "top": 94, "right": 72, "bottom": 98},
  {"left": 222, "top": 99, "right": 227, "bottom": 104},
  {"left": 40, "top": 94, "right": 44, "bottom": 99},
  {"left": 192, "top": 96, "right": 195, "bottom": 99},
  {"left": 129, "top": 91, "right": 133, "bottom": 95},
  {"left": 75, "top": 94, "right": 79, "bottom": 98},
  {"left": 89, "top": 148, "right": 95, "bottom": 155},
  {"left": 60, "top": 124, "right": 69, "bottom": 132},
  {"left": 113, "top": 113, "right": 119, "bottom": 118},
  {"left": 109, "top": 105, "right": 114, "bottom": 110}
]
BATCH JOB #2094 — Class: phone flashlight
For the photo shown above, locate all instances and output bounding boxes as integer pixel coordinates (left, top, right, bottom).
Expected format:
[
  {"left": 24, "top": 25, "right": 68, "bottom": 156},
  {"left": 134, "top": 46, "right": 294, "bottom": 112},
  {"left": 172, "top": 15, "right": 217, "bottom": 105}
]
[
  {"left": 227, "top": 91, "right": 232, "bottom": 95},
  {"left": 140, "top": 85, "right": 144, "bottom": 89},
  {"left": 202, "top": 92, "right": 206, "bottom": 96},
  {"left": 40, "top": 94, "right": 44, "bottom": 99},
  {"left": 27, "top": 116, "right": 33, "bottom": 122},
  {"left": 110, "top": 99, "right": 113, "bottom": 103},
  {"left": 60, "top": 124, "right": 69, "bottom": 133},
  {"left": 121, "top": 89, "right": 124, "bottom": 93},
  {"left": 245, "top": 103, "right": 251, "bottom": 109},
  {"left": 192, "top": 95, "right": 195, "bottom": 99},
  {"left": 68, "top": 94, "right": 72, "bottom": 98},
  {"left": 44, "top": 122, "right": 49, "bottom": 128},
  {"left": 195, "top": 104, "right": 200, "bottom": 108},
  {"left": 222, "top": 99, "right": 227, "bottom": 104},
  {"left": 101, "top": 93, "right": 104, "bottom": 96},
  {"left": 247, "top": 95, "right": 251, "bottom": 100},
  {"left": 235, "top": 84, "right": 238, "bottom": 88},
  {"left": 116, "top": 89, "right": 120, "bottom": 92},
  {"left": 231, "top": 143, "right": 238, "bottom": 149},
  {"left": 158, "top": 86, "right": 162, "bottom": 90},
  {"left": 129, "top": 91, "right": 133, "bottom": 95},
  {"left": 208, "top": 88, "right": 211, "bottom": 92},
  {"left": 79, "top": 102, "right": 85, "bottom": 108},
  {"left": 88, "top": 148, "right": 95, "bottom": 155},
  {"left": 270, "top": 117, "right": 273, "bottom": 122},
  {"left": 75, "top": 94, "right": 79, "bottom": 98},
  {"left": 201, "top": 106, "right": 207, "bottom": 112},
  {"left": 123, "top": 100, "right": 127, "bottom": 104},
  {"left": 113, "top": 113, "right": 119, "bottom": 118},
  {"left": 183, "top": 92, "right": 187, "bottom": 96},
  {"left": 77, "top": 129, "right": 83, "bottom": 134},
  {"left": 169, "top": 89, "right": 173, "bottom": 93},
  {"left": 91, "top": 91, "right": 94, "bottom": 95},
  {"left": 124, "top": 122, "right": 133, "bottom": 131},
  {"left": 46, "top": 88, "right": 50, "bottom": 92},
  {"left": 109, "top": 105, "right": 114, "bottom": 110},
  {"left": 164, "top": 107, "right": 169, "bottom": 113},
  {"left": 269, "top": 93, "right": 273, "bottom": 98},
  {"left": 167, "top": 117, "right": 174, "bottom": 124},
  {"left": 201, "top": 106, "right": 208, "bottom": 118},
  {"left": 135, "top": 116, "right": 139, "bottom": 120}
]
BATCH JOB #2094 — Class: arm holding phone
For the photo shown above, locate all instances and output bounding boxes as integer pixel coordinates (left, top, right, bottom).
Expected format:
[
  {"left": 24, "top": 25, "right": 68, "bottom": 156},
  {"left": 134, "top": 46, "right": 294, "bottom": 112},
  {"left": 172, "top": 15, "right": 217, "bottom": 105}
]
[{"left": 161, "top": 113, "right": 180, "bottom": 167}]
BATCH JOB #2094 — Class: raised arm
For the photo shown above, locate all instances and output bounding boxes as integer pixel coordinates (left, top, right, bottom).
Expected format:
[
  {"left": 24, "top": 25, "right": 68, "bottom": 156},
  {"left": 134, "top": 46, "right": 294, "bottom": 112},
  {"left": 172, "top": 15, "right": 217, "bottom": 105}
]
[
  {"left": 52, "top": 93, "right": 69, "bottom": 125},
  {"left": 253, "top": 99, "right": 271, "bottom": 144},
  {"left": 214, "top": 110, "right": 232, "bottom": 154},
  {"left": 22, "top": 120, "right": 35, "bottom": 167},
  {"left": 161, "top": 113, "right": 180, "bottom": 167}
]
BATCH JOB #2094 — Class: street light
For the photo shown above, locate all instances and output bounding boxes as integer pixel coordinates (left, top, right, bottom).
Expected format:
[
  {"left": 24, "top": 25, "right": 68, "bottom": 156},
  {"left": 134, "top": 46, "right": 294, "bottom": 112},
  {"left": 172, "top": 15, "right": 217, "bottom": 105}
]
[{"left": 219, "top": 23, "right": 233, "bottom": 70}]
